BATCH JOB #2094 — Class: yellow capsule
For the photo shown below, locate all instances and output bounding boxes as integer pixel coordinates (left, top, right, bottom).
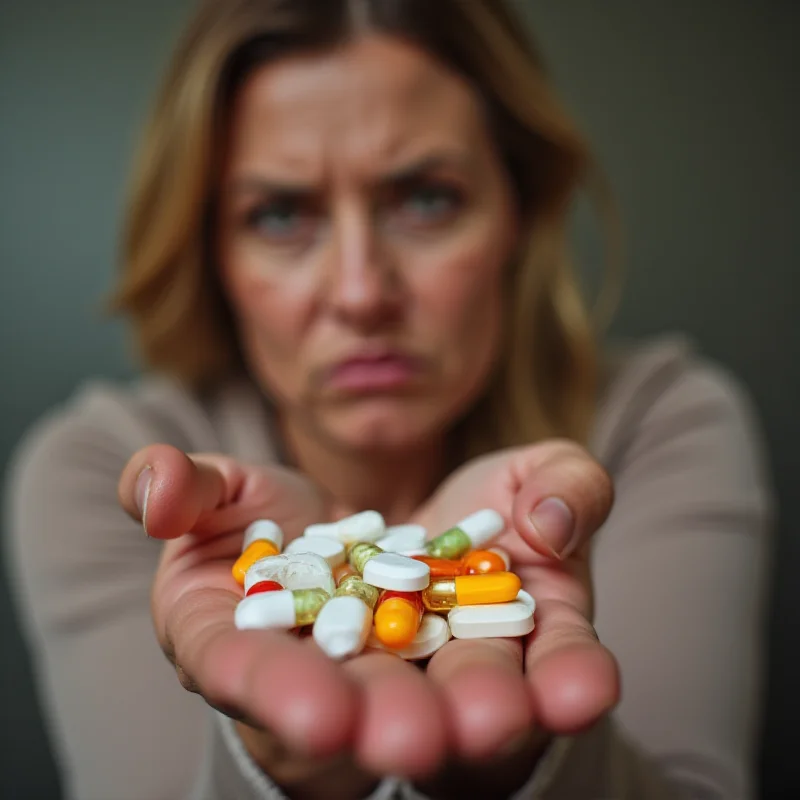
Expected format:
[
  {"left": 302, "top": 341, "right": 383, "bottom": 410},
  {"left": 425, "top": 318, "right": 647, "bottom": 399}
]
[
  {"left": 232, "top": 540, "right": 280, "bottom": 586},
  {"left": 373, "top": 591, "right": 424, "bottom": 649},
  {"left": 422, "top": 571, "right": 521, "bottom": 612}
]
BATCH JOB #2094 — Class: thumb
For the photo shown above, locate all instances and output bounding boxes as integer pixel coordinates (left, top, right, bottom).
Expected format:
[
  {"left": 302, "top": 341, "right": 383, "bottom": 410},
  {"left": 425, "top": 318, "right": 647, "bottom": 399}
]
[
  {"left": 118, "top": 445, "right": 246, "bottom": 539},
  {"left": 509, "top": 441, "right": 614, "bottom": 560}
]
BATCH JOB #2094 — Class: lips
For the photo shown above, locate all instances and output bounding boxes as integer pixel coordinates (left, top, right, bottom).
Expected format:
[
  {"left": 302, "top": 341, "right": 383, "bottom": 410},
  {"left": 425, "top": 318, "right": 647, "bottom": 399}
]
[{"left": 326, "top": 352, "right": 421, "bottom": 392}]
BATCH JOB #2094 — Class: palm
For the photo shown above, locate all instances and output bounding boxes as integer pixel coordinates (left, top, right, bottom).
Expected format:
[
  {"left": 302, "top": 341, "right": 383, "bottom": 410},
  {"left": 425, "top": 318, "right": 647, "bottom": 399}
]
[
  {"left": 120, "top": 442, "right": 618, "bottom": 788},
  {"left": 413, "top": 443, "right": 613, "bottom": 743}
]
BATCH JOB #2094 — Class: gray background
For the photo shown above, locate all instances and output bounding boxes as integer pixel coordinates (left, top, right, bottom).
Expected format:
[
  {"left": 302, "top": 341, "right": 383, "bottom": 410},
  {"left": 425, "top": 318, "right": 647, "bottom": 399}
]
[{"left": 1, "top": 1, "right": 798, "bottom": 796}]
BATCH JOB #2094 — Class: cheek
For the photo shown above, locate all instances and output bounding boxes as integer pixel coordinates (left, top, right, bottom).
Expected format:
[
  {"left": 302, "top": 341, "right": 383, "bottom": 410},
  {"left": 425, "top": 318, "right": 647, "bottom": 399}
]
[
  {"left": 218, "top": 250, "right": 313, "bottom": 391},
  {"left": 413, "top": 236, "right": 506, "bottom": 370}
]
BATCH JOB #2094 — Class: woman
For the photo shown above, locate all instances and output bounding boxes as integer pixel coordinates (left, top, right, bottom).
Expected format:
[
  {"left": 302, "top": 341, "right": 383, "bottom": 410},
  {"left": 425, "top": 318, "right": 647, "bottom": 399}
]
[{"left": 5, "top": 0, "right": 772, "bottom": 798}]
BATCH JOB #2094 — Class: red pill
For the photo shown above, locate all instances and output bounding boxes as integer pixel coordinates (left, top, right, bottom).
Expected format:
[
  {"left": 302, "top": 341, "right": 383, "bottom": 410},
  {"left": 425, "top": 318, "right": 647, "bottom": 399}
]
[{"left": 245, "top": 580, "right": 283, "bottom": 597}]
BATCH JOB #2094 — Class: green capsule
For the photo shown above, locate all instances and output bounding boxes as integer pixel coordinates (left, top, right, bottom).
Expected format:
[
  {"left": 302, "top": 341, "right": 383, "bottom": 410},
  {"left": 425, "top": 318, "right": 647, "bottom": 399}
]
[
  {"left": 347, "top": 542, "right": 383, "bottom": 574},
  {"left": 425, "top": 527, "right": 471, "bottom": 560},
  {"left": 292, "top": 587, "right": 331, "bottom": 626},
  {"left": 335, "top": 575, "right": 380, "bottom": 609}
]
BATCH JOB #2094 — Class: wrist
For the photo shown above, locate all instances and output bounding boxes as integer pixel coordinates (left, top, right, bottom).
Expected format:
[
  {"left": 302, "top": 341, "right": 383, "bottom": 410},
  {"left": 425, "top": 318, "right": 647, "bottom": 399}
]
[
  {"left": 413, "top": 729, "right": 551, "bottom": 800},
  {"left": 235, "top": 721, "right": 380, "bottom": 800}
]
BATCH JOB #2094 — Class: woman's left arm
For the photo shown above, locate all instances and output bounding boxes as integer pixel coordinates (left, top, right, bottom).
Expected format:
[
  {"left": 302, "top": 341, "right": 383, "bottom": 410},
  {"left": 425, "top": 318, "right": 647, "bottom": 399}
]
[
  {"left": 404, "top": 354, "right": 773, "bottom": 800},
  {"left": 579, "top": 357, "right": 774, "bottom": 799}
]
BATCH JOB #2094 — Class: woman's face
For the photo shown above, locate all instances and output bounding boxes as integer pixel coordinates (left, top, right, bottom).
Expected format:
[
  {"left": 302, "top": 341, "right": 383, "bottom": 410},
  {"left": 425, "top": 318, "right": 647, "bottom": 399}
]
[{"left": 217, "top": 33, "right": 518, "bottom": 454}]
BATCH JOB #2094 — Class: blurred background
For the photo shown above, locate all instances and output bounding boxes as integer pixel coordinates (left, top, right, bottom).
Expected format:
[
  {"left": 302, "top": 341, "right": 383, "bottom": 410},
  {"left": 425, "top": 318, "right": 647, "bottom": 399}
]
[{"left": 1, "top": 0, "right": 797, "bottom": 796}]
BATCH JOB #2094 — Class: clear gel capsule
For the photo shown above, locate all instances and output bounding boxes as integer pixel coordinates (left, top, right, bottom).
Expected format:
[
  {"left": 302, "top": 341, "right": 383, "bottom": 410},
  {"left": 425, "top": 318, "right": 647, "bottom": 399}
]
[
  {"left": 424, "top": 509, "right": 505, "bottom": 560},
  {"left": 422, "top": 572, "right": 521, "bottom": 613}
]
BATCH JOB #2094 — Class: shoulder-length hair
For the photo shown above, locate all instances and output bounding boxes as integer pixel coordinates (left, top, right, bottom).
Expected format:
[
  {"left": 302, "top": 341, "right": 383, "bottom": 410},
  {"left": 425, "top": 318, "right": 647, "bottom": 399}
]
[{"left": 111, "top": 0, "right": 620, "bottom": 455}]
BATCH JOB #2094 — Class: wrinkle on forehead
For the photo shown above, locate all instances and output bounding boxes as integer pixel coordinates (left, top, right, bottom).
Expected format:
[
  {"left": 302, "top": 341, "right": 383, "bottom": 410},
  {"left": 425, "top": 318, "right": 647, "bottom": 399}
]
[{"left": 224, "top": 34, "right": 488, "bottom": 185}]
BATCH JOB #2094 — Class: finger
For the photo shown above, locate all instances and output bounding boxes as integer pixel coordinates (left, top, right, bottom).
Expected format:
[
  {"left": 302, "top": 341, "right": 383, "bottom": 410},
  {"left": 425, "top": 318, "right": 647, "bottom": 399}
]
[
  {"left": 118, "top": 445, "right": 245, "bottom": 539},
  {"left": 524, "top": 597, "right": 619, "bottom": 733},
  {"left": 509, "top": 441, "right": 614, "bottom": 560},
  {"left": 342, "top": 651, "right": 448, "bottom": 779},
  {"left": 426, "top": 637, "right": 533, "bottom": 759},
  {"left": 163, "top": 586, "right": 358, "bottom": 757}
]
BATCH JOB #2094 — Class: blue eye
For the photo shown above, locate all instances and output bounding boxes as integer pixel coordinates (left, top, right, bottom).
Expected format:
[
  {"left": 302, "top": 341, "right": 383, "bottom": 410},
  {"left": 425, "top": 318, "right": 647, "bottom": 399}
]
[
  {"left": 400, "top": 184, "right": 462, "bottom": 223},
  {"left": 245, "top": 198, "right": 317, "bottom": 243}
]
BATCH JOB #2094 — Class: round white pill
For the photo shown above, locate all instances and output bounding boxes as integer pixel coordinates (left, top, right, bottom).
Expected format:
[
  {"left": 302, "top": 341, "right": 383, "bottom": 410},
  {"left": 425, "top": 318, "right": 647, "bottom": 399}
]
[
  {"left": 235, "top": 590, "right": 296, "bottom": 630},
  {"left": 284, "top": 536, "right": 345, "bottom": 568},
  {"left": 244, "top": 553, "right": 335, "bottom": 596},
  {"left": 448, "top": 599, "right": 534, "bottom": 639},
  {"left": 362, "top": 552, "right": 430, "bottom": 591},
  {"left": 242, "top": 519, "right": 284, "bottom": 552},
  {"left": 376, "top": 524, "right": 427, "bottom": 553},
  {"left": 368, "top": 613, "right": 451, "bottom": 660},
  {"left": 304, "top": 510, "right": 386, "bottom": 544},
  {"left": 457, "top": 508, "right": 505, "bottom": 549},
  {"left": 312, "top": 595, "right": 372, "bottom": 660}
]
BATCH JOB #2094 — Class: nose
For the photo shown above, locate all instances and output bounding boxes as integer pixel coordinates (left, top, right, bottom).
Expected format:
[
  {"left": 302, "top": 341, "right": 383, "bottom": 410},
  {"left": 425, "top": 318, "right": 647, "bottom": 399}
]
[{"left": 323, "top": 199, "right": 402, "bottom": 330}]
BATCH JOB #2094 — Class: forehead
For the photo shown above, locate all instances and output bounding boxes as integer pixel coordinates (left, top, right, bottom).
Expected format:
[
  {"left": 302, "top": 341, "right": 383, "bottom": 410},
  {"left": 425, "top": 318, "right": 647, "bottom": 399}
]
[{"left": 224, "top": 34, "right": 489, "bottom": 178}]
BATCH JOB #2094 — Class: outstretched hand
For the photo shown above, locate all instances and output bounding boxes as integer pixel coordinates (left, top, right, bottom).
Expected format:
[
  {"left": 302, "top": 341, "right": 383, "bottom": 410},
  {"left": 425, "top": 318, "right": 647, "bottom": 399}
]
[{"left": 118, "top": 441, "right": 619, "bottom": 797}]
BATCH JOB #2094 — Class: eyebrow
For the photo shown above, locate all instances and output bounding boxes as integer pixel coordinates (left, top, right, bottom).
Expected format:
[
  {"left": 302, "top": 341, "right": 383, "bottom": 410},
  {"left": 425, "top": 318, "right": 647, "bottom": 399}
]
[{"left": 227, "top": 151, "right": 475, "bottom": 197}]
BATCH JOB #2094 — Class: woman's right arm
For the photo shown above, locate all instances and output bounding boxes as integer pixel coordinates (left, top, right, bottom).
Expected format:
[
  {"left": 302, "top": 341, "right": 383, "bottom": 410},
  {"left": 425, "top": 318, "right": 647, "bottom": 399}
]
[{"left": 3, "top": 390, "right": 215, "bottom": 800}]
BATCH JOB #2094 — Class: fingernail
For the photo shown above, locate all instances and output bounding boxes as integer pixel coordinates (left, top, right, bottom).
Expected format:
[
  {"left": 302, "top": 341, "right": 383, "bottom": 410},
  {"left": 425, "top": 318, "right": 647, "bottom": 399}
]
[
  {"left": 135, "top": 466, "right": 152, "bottom": 535},
  {"left": 528, "top": 497, "right": 575, "bottom": 558}
]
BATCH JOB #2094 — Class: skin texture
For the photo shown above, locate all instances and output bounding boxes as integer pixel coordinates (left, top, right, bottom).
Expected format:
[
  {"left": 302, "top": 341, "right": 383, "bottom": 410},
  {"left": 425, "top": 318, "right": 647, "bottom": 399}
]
[
  {"left": 215, "top": 34, "right": 518, "bottom": 519},
  {"left": 118, "top": 35, "right": 620, "bottom": 799}
]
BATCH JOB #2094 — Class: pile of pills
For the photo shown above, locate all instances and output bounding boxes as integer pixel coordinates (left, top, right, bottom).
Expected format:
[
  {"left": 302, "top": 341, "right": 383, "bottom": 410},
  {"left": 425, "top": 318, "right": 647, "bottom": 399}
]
[{"left": 232, "top": 510, "right": 536, "bottom": 661}]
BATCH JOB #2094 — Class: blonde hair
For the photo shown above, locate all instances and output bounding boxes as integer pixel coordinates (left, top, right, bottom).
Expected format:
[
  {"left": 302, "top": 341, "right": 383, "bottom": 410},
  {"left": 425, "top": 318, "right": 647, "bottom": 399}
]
[{"left": 111, "top": 0, "right": 621, "bottom": 454}]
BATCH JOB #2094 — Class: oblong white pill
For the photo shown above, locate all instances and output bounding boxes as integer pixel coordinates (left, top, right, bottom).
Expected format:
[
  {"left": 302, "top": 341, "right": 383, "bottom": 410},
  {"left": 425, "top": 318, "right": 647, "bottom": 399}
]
[
  {"left": 304, "top": 510, "right": 386, "bottom": 544},
  {"left": 376, "top": 524, "right": 427, "bottom": 552},
  {"left": 242, "top": 519, "right": 284, "bottom": 552},
  {"left": 488, "top": 546, "right": 511, "bottom": 570},
  {"left": 457, "top": 508, "right": 505, "bottom": 549},
  {"left": 312, "top": 595, "right": 372, "bottom": 660},
  {"left": 235, "top": 590, "right": 296, "bottom": 630},
  {"left": 244, "top": 553, "right": 335, "bottom": 596},
  {"left": 369, "top": 613, "right": 451, "bottom": 660},
  {"left": 448, "top": 599, "right": 534, "bottom": 639},
  {"left": 516, "top": 589, "right": 536, "bottom": 613},
  {"left": 362, "top": 552, "right": 430, "bottom": 591},
  {"left": 284, "top": 536, "right": 345, "bottom": 568}
]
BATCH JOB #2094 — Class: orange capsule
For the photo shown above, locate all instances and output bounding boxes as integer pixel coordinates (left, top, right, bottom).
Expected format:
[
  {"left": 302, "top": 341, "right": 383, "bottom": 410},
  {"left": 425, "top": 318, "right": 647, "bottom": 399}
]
[
  {"left": 232, "top": 540, "right": 280, "bottom": 586},
  {"left": 461, "top": 549, "right": 507, "bottom": 576},
  {"left": 411, "top": 555, "right": 462, "bottom": 579},
  {"left": 422, "top": 572, "right": 521, "bottom": 612},
  {"left": 373, "top": 590, "right": 424, "bottom": 649}
]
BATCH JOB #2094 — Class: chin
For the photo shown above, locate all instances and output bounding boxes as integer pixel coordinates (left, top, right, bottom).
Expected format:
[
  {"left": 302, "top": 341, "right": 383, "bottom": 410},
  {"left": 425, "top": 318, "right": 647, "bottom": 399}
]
[{"left": 322, "top": 398, "right": 445, "bottom": 453}]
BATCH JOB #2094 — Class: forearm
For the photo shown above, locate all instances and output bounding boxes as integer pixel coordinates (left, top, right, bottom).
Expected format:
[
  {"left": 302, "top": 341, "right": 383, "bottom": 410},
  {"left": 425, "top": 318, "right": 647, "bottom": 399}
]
[
  {"left": 408, "top": 716, "right": 715, "bottom": 800},
  {"left": 192, "top": 713, "right": 399, "bottom": 800}
]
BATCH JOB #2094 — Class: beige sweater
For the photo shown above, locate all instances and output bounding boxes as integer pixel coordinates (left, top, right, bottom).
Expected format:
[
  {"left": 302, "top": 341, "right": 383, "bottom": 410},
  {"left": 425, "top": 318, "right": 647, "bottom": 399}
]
[{"left": 3, "top": 334, "right": 773, "bottom": 800}]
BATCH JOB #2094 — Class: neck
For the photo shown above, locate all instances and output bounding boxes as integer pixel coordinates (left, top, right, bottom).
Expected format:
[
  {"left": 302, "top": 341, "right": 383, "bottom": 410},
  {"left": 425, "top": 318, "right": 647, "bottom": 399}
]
[{"left": 280, "top": 417, "right": 446, "bottom": 525}]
